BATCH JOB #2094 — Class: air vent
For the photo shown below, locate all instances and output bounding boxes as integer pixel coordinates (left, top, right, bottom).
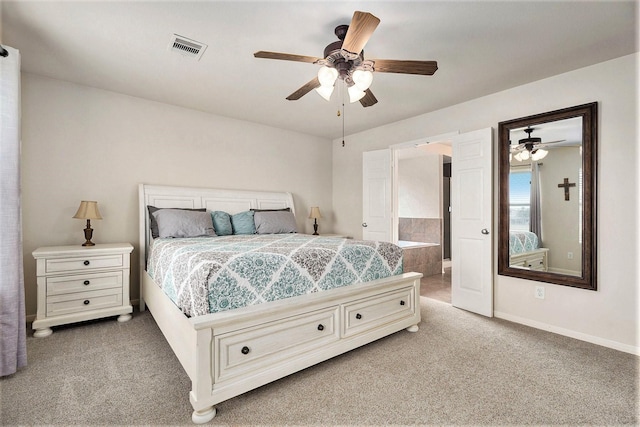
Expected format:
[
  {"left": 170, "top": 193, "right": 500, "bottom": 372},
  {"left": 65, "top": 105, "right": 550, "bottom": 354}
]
[{"left": 168, "top": 34, "right": 207, "bottom": 61}]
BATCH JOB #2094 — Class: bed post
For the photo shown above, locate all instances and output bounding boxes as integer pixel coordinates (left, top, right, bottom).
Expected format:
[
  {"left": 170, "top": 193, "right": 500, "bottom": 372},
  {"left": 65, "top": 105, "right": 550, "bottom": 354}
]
[{"left": 138, "top": 183, "right": 147, "bottom": 312}]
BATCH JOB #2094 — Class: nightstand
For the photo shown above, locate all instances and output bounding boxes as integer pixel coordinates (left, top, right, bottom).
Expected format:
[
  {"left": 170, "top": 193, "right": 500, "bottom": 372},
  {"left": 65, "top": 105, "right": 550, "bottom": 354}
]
[{"left": 32, "top": 243, "right": 134, "bottom": 337}]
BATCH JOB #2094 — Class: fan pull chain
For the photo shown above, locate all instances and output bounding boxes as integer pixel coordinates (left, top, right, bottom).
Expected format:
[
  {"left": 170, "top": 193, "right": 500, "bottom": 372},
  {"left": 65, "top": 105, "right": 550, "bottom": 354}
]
[{"left": 341, "top": 84, "right": 346, "bottom": 147}]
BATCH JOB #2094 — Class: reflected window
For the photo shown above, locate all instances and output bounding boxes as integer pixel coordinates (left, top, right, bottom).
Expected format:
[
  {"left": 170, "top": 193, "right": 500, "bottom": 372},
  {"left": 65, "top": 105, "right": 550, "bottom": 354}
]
[{"left": 509, "top": 169, "right": 531, "bottom": 231}]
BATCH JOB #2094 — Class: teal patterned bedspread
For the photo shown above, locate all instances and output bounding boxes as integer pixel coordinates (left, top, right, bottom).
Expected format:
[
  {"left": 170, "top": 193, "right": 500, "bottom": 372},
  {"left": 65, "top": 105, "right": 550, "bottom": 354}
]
[
  {"left": 509, "top": 231, "right": 539, "bottom": 255},
  {"left": 147, "top": 234, "right": 404, "bottom": 317}
]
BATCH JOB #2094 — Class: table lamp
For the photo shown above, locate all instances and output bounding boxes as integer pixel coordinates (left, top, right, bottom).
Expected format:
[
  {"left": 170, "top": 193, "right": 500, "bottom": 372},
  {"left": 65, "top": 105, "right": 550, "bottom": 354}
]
[
  {"left": 308, "top": 207, "right": 322, "bottom": 235},
  {"left": 73, "top": 201, "right": 102, "bottom": 246}
]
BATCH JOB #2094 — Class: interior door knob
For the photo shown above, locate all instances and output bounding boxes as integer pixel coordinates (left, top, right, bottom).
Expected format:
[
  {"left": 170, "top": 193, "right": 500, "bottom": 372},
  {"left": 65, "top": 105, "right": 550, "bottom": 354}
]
[
  {"left": 481, "top": 228, "right": 490, "bottom": 235},
  {"left": 362, "top": 223, "right": 368, "bottom": 228}
]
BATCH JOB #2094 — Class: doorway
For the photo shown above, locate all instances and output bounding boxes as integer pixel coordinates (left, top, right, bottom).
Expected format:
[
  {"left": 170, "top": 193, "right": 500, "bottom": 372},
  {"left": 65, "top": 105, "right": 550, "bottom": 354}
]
[
  {"left": 365, "top": 128, "right": 493, "bottom": 315},
  {"left": 394, "top": 143, "right": 452, "bottom": 304}
]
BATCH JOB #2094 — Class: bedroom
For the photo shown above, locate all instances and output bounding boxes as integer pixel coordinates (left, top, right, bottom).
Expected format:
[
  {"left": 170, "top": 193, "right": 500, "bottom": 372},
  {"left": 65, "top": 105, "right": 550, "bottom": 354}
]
[{"left": 1, "top": 0, "right": 638, "bottom": 424}]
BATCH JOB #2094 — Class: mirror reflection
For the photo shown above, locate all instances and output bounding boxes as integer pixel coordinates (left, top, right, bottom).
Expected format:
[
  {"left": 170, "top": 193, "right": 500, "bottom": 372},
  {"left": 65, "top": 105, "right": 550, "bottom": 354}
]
[
  {"left": 508, "top": 117, "right": 583, "bottom": 276},
  {"left": 498, "top": 102, "right": 597, "bottom": 290}
]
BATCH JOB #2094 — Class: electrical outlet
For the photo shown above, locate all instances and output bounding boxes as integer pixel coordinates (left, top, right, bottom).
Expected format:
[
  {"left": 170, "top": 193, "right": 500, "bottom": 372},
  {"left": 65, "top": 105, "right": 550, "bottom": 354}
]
[
  {"left": 567, "top": 252, "right": 574, "bottom": 259},
  {"left": 535, "top": 286, "right": 545, "bottom": 299}
]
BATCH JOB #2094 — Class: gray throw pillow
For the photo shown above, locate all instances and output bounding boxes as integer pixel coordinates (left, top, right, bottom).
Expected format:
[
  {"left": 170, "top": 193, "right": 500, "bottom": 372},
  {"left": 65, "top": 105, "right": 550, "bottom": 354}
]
[
  {"left": 147, "top": 206, "right": 206, "bottom": 239},
  {"left": 254, "top": 211, "right": 298, "bottom": 234},
  {"left": 152, "top": 209, "right": 216, "bottom": 238}
]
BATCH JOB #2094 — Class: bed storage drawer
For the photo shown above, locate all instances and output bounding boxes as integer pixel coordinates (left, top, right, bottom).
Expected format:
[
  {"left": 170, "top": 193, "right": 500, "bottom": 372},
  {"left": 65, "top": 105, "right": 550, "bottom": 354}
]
[
  {"left": 509, "top": 247, "right": 549, "bottom": 271},
  {"left": 215, "top": 306, "right": 340, "bottom": 383},
  {"left": 342, "top": 287, "right": 415, "bottom": 337}
]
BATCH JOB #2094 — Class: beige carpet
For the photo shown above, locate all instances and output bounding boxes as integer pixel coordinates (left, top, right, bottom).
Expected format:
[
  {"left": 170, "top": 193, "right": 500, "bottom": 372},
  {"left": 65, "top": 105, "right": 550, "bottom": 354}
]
[{"left": 1, "top": 298, "right": 637, "bottom": 426}]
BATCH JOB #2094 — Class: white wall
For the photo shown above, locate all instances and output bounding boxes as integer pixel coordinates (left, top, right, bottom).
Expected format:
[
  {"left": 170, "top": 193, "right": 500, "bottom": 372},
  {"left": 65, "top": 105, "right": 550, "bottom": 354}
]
[
  {"left": 332, "top": 53, "right": 639, "bottom": 353},
  {"left": 398, "top": 155, "right": 441, "bottom": 218},
  {"left": 21, "top": 73, "right": 334, "bottom": 317}
]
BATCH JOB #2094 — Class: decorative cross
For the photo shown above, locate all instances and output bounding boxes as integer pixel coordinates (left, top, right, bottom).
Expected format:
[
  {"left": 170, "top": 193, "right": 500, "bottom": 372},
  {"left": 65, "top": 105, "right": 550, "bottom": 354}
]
[{"left": 557, "top": 178, "right": 576, "bottom": 201}]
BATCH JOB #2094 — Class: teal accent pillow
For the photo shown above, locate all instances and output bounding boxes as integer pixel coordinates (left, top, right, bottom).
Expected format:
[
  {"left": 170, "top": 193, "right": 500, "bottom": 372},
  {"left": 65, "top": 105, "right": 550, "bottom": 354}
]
[
  {"left": 211, "top": 211, "right": 233, "bottom": 236},
  {"left": 231, "top": 211, "right": 256, "bottom": 235}
]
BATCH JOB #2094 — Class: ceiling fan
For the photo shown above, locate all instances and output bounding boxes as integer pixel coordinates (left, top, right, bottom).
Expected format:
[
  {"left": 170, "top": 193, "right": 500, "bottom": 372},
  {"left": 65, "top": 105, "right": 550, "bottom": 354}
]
[
  {"left": 254, "top": 11, "right": 438, "bottom": 107},
  {"left": 510, "top": 127, "right": 566, "bottom": 161}
]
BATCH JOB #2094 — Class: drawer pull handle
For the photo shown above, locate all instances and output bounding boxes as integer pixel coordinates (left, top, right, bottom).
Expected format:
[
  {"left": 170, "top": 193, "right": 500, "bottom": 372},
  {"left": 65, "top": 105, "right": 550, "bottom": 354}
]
[
  {"left": 83, "top": 300, "right": 90, "bottom": 305},
  {"left": 83, "top": 260, "right": 90, "bottom": 266},
  {"left": 241, "top": 346, "right": 250, "bottom": 355},
  {"left": 355, "top": 313, "right": 362, "bottom": 320},
  {"left": 84, "top": 280, "right": 90, "bottom": 286},
  {"left": 317, "top": 324, "right": 324, "bottom": 331},
  {"left": 400, "top": 300, "right": 406, "bottom": 306}
]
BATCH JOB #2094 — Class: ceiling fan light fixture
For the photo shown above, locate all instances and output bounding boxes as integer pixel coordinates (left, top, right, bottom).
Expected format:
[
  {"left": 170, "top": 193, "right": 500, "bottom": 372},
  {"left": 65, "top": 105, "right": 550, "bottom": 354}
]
[
  {"left": 348, "top": 84, "right": 366, "bottom": 103},
  {"left": 352, "top": 69, "right": 373, "bottom": 91},
  {"left": 531, "top": 149, "right": 548, "bottom": 161},
  {"left": 317, "top": 66, "right": 339, "bottom": 87},
  {"left": 315, "top": 85, "right": 334, "bottom": 101}
]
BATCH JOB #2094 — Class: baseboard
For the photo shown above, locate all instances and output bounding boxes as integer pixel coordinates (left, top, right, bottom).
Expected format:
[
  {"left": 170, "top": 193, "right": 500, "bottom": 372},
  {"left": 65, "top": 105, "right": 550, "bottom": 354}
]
[{"left": 494, "top": 310, "right": 640, "bottom": 355}]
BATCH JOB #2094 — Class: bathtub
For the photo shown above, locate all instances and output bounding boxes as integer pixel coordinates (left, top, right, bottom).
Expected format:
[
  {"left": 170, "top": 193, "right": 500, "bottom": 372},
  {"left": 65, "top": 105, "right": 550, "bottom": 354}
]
[
  {"left": 397, "top": 240, "right": 439, "bottom": 249},
  {"left": 398, "top": 240, "right": 442, "bottom": 276}
]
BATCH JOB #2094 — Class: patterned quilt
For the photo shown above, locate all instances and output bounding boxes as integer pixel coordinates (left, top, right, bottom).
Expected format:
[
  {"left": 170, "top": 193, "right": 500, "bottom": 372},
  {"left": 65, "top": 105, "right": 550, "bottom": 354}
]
[
  {"left": 147, "top": 234, "right": 404, "bottom": 317},
  {"left": 509, "top": 231, "right": 540, "bottom": 254}
]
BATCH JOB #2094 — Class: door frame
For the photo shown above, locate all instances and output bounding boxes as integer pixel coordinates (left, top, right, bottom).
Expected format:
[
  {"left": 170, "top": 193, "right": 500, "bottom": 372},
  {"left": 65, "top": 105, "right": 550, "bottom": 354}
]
[{"left": 390, "top": 132, "right": 459, "bottom": 244}]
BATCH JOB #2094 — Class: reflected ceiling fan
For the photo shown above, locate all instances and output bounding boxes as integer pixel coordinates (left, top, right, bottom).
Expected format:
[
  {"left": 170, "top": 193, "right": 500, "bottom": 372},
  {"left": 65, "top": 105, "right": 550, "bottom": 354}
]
[
  {"left": 254, "top": 11, "right": 438, "bottom": 107},
  {"left": 510, "top": 127, "right": 565, "bottom": 161}
]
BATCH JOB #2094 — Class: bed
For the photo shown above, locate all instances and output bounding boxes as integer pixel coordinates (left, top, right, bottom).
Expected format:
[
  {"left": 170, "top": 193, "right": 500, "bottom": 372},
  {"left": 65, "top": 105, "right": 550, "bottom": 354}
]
[
  {"left": 138, "top": 184, "right": 423, "bottom": 423},
  {"left": 509, "top": 231, "right": 549, "bottom": 271}
]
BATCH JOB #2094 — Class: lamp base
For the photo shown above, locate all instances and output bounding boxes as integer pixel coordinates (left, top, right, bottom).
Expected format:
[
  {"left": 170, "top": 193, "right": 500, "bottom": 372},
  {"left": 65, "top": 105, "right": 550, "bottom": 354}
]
[
  {"left": 82, "top": 220, "right": 95, "bottom": 246},
  {"left": 313, "top": 220, "right": 319, "bottom": 235}
]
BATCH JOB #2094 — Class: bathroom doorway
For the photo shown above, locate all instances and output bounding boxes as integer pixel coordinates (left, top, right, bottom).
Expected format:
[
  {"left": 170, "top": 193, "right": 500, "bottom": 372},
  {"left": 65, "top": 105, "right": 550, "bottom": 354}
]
[{"left": 393, "top": 142, "right": 452, "bottom": 303}]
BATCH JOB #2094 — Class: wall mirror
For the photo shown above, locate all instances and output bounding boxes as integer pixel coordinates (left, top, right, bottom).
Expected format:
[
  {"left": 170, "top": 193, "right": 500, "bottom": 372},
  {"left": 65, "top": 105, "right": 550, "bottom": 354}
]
[{"left": 498, "top": 103, "right": 597, "bottom": 290}]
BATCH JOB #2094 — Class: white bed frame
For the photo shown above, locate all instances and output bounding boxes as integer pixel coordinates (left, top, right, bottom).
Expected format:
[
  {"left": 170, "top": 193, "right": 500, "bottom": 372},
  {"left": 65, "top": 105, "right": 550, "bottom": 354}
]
[{"left": 138, "top": 184, "right": 422, "bottom": 423}]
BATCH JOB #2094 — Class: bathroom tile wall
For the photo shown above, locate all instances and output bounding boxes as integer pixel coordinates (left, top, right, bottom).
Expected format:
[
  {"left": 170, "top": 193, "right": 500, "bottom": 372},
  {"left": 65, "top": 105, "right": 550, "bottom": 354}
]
[{"left": 398, "top": 217, "right": 441, "bottom": 243}]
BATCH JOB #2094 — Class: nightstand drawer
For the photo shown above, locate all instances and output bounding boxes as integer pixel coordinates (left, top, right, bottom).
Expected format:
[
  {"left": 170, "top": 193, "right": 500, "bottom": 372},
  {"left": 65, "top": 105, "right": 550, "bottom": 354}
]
[
  {"left": 44, "top": 254, "right": 124, "bottom": 274},
  {"left": 46, "top": 288, "right": 122, "bottom": 317},
  {"left": 46, "top": 271, "right": 123, "bottom": 296}
]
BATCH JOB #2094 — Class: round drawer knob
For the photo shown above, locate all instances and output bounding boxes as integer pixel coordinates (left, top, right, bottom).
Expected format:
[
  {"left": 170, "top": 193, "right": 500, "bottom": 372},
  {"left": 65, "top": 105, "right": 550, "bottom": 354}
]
[
  {"left": 83, "top": 260, "right": 90, "bottom": 266},
  {"left": 355, "top": 313, "right": 362, "bottom": 320},
  {"left": 400, "top": 300, "right": 406, "bottom": 306},
  {"left": 317, "top": 324, "right": 324, "bottom": 331},
  {"left": 84, "top": 280, "right": 90, "bottom": 286},
  {"left": 83, "top": 300, "right": 90, "bottom": 305},
  {"left": 241, "top": 346, "right": 250, "bottom": 355}
]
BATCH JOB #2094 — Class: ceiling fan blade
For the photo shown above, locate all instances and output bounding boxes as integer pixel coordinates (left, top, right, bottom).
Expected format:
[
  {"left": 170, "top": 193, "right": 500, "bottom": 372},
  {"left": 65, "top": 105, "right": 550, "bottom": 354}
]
[
  {"left": 286, "top": 76, "right": 320, "bottom": 100},
  {"left": 372, "top": 59, "right": 438, "bottom": 75},
  {"left": 359, "top": 89, "right": 378, "bottom": 107},
  {"left": 342, "top": 11, "right": 380, "bottom": 56},
  {"left": 254, "top": 51, "right": 322, "bottom": 64}
]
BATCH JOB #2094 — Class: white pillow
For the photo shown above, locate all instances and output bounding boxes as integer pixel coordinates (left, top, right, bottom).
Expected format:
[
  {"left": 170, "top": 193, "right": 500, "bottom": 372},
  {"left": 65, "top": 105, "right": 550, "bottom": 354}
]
[{"left": 152, "top": 209, "right": 216, "bottom": 238}]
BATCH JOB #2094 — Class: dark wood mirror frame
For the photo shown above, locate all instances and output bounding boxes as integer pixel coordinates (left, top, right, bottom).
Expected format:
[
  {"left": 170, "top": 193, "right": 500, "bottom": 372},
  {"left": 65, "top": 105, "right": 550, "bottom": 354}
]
[{"left": 498, "top": 102, "right": 597, "bottom": 290}]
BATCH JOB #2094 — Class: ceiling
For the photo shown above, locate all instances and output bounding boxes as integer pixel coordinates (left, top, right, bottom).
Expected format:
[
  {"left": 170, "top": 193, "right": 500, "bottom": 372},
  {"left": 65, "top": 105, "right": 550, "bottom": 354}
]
[{"left": 1, "top": 1, "right": 637, "bottom": 140}]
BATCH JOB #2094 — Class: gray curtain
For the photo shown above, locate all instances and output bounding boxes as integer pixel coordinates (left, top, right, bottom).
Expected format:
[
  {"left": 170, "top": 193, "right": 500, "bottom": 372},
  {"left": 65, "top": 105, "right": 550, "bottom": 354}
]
[
  {"left": 529, "top": 162, "right": 542, "bottom": 244},
  {"left": 0, "top": 45, "right": 27, "bottom": 377}
]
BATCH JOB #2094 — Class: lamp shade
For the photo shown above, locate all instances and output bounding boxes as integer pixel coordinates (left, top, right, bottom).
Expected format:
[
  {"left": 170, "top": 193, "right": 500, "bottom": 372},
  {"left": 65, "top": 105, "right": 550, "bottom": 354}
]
[
  {"left": 308, "top": 207, "right": 322, "bottom": 220},
  {"left": 73, "top": 201, "right": 102, "bottom": 220},
  {"left": 531, "top": 149, "right": 548, "bottom": 161},
  {"left": 315, "top": 85, "right": 334, "bottom": 101},
  {"left": 348, "top": 85, "right": 366, "bottom": 103},
  {"left": 317, "top": 66, "right": 339, "bottom": 87},
  {"left": 352, "top": 69, "right": 373, "bottom": 91}
]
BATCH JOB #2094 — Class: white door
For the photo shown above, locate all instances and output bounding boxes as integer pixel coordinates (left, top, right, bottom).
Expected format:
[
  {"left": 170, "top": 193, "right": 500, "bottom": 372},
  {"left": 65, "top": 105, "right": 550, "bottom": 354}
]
[
  {"left": 451, "top": 128, "right": 493, "bottom": 317},
  {"left": 362, "top": 149, "right": 392, "bottom": 242}
]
